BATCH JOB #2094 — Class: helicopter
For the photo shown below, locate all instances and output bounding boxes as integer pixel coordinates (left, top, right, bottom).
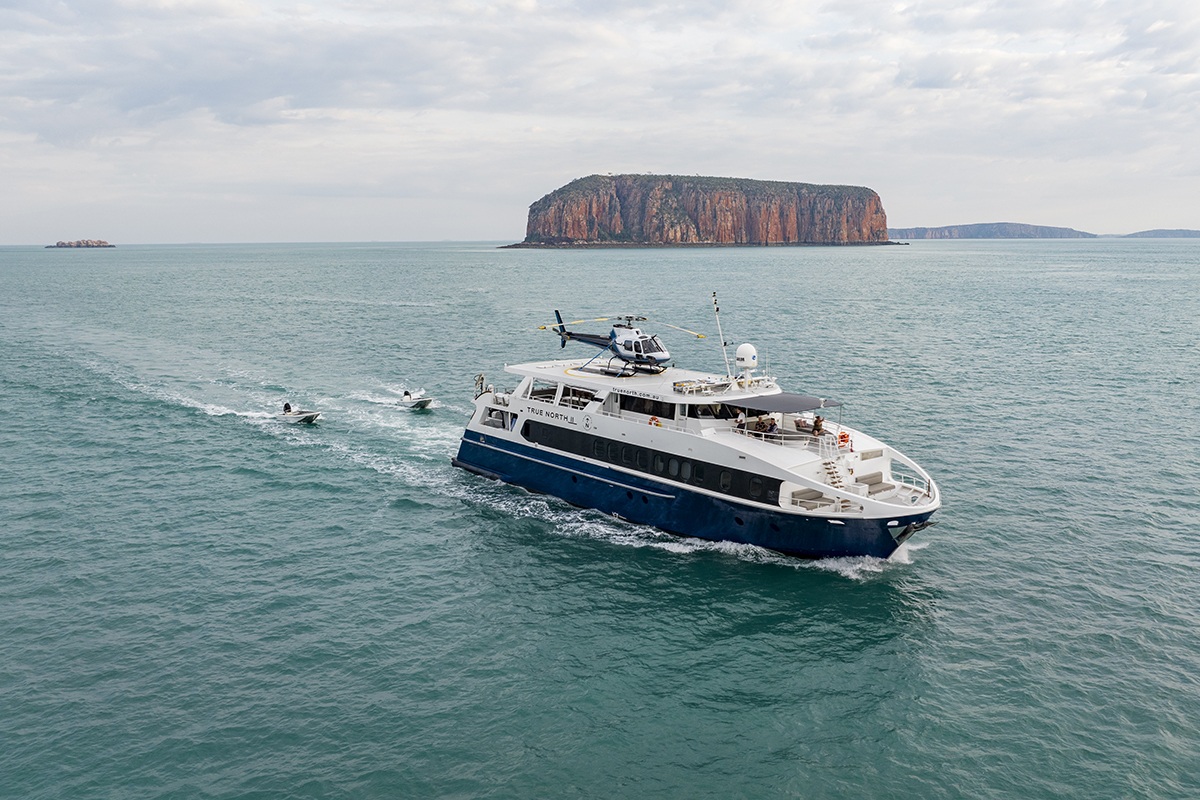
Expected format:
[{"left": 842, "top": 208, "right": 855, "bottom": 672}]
[{"left": 537, "top": 311, "right": 705, "bottom": 373}]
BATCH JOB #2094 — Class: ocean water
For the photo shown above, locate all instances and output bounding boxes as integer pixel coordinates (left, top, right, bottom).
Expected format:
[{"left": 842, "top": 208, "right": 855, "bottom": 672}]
[{"left": 2, "top": 239, "right": 1198, "bottom": 799}]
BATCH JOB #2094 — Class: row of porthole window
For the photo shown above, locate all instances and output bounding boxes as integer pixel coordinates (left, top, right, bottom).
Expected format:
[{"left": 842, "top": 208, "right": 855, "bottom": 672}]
[{"left": 590, "top": 439, "right": 765, "bottom": 498}]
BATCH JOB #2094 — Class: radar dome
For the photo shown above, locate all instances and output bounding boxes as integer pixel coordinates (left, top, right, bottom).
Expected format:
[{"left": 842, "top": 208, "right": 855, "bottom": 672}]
[{"left": 735, "top": 343, "right": 758, "bottom": 372}]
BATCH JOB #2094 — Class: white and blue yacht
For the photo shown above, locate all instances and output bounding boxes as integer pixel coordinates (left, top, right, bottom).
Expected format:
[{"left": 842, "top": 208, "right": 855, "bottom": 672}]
[{"left": 452, "top": 310, "right": 939, "bottom": 559}]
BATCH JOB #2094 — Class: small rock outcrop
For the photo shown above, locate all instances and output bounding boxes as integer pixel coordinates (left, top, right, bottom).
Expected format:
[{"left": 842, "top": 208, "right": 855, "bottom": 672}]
[
  {"left": 888, "top": 223, "right": 1095, "bottom": 239},
  {"left": 516, "top": 174, "right": 890, "bottom": 246},
  {"left": 47, "top": 240, "right": 115, "bottom": 248}
]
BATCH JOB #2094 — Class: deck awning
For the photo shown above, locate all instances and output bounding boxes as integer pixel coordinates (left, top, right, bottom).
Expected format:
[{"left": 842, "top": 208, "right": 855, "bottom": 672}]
[{"left": 740, "top": 393, "right": 842, "bottom": 414}]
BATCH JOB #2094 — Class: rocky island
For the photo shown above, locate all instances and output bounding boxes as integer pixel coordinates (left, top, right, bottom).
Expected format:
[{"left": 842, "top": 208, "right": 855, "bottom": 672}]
[
  {"left": 46, "top": 240, "right": 115, "bottom": 248},
  {"left": 509, "top": 174, "right": 891, "bottom": 247}
]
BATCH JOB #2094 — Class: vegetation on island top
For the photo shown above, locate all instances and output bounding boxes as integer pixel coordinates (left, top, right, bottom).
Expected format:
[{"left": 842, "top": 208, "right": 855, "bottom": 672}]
[
  {"left": 46, "top": 240, "right": 115, "bottom": 248},
  {"left": 528, "top": 174, "right": 879, "bottom": 217}
]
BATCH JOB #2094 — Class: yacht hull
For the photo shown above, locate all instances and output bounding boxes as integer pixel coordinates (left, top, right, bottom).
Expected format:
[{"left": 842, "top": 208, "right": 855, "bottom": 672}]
[{"left": 454, "top": 431, "right": 931, "bottom": 560}]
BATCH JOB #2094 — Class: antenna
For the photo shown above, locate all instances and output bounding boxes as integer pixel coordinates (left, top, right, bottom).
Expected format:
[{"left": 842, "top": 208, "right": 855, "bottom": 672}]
[{"left": 712, "top": 292, "right": 732, "bottom": 381}]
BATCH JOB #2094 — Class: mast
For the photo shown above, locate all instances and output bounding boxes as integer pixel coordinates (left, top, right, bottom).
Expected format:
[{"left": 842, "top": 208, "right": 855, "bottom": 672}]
[{"left": 712, "top": 292, "right": 733, "bottom": 382}]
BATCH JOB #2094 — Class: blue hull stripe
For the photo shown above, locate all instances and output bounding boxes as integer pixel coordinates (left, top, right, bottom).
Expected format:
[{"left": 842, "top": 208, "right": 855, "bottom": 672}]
[{"left": 454, "top": 432, "right": 932, "bottom": 559}]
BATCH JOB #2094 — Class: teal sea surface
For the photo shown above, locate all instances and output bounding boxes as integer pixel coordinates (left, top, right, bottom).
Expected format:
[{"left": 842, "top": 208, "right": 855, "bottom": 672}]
[{"left": 2, "top": 240, "right": 1198, "bottom": 798}]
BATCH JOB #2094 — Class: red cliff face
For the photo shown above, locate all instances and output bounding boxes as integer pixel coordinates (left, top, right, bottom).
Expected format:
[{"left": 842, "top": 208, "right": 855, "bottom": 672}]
[{"left": 523, "top": 175, "right": 888, "bottom": 245}]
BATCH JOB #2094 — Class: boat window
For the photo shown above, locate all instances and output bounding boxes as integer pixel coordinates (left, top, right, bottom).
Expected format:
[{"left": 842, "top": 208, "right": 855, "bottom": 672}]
[
  {"left": 687, "top": 403, "right": 739, "bottom": 420},
  {"left": 560, "top": 385, "right": 596, "bottom": 409},
  {"left": 618, "top": 394, "right": 676, "bottom": 420},
  {"left": 527, "top": 380, "right": 559, "bottom": 403},
  {"left": 517, "top": 420, "right": 784, "bottom": 507}
]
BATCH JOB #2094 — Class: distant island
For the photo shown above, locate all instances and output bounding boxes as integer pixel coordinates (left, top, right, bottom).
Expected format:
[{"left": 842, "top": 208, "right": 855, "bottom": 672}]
[
  {"left": 508, "top": 174, "right": 892, "bottom": 247},
  {"left": 1122, "top": 229, "right": 1200, "bottom": 238},
  {"left": 46, "top": 240, "right": 115, "bottom": 248},
  {"left": 889, "top": 223, "right": 1094, "bottom": 239},
  {"left": 889, "top": 223, "right": 1200, "bottom": 239}
]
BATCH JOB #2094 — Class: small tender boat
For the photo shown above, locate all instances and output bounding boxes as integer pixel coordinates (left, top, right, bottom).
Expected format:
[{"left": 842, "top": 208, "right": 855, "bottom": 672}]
[
  {"left": 395, "top": 390, "right": 433, "bottom": 410},
  {"left": 276, "top": 409, "right": 321, "bottom": 423}
]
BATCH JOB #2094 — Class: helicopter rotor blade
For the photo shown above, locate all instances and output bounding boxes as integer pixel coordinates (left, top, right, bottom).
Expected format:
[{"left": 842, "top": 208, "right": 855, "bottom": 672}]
[
  {"left": 655, "top": 322, "right": 707, "bottom": 338},
  {"left": 536, "top": 316, "right": 616, "bottom": 330}
]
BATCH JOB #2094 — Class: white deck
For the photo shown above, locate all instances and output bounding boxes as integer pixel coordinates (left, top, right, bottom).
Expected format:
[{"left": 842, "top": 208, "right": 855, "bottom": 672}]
[{"left": 504, "top": 358, "right": 790, "bottom": 404}]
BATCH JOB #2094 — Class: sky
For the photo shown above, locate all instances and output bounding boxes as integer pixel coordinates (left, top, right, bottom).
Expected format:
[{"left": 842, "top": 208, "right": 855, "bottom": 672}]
[{"left": 2, "top": 0, "right": 1198, "bottom": 243}]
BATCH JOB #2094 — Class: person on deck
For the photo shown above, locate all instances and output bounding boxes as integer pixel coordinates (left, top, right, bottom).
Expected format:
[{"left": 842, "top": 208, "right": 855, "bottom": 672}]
[
  {"left": 811, "top": 415, "right": 824, "bottom": 436},
  {"left": 283, "top": 402, "right": 291, "bottom": 414},
  {"left": 736, "top": 410, "right": 746, "bottom": 430}
]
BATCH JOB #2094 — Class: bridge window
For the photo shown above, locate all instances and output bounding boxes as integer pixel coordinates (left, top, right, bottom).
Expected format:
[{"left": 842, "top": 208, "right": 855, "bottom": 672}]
[
  {"left": 527, "top": 380, "right": 559, "bottom": 403},
  {"left": 560, "top": 385, "right": 596, "bottom": 409},
  {"left": 749, "top": 477, "right": 763, "bottom": 498},
  {"left": 618, "top": 395, "right": 676, "bottom": 419},
  {"left": 687, "top": 403, "right": 739, "bottom": 420},
  {"left": 668, "top": 458, "right": 680, "bottom": 477},
  {"left": 719, "top": 471, "right": 732, "bottom": 491},
  {"left": 680, "top": 461, "right": 692, "bottom": 481}
]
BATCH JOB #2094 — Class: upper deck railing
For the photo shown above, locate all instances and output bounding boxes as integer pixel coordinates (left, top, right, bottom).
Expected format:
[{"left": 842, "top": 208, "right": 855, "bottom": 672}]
[
  {"left": 596, "top": 408, "right": 700, "bottom": 436},
  {"left": 731, "top": 426, "right": 846, "bottom": 458}
]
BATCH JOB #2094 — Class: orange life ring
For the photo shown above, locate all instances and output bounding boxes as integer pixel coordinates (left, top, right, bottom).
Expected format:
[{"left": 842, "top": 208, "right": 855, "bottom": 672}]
[
  {"left": 838, "top": 431, "right": 850, "bottom": 447},
  {"left": 649, "top": 416, "right": 662, "bottom": 427}
]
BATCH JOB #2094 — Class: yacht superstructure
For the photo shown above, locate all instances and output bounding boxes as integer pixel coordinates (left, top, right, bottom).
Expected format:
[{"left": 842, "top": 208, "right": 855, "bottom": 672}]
[{"left": 452, "top": 352, "right": 939, "bottom": 559}]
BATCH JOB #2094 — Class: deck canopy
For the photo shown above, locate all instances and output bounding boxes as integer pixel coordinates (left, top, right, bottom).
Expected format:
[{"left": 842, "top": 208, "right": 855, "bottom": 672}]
[{"left": 739, "top": 393, "right": 842, "bottom": 414}]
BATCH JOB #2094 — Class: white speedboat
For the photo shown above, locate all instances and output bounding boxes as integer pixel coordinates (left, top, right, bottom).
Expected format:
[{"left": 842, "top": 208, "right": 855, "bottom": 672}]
[
  {"left": 395, "top": 391, "right": 433, "bottom": 410},
  {"left": 276, "top": 409, "right": 321, "bottom": 424},
  {"left": 452, "top": 309, "right": 940, "bottom": 559}
]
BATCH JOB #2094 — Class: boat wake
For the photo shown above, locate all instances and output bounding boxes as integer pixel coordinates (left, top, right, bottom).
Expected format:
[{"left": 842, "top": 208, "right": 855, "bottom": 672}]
[{"left": 72, "top": 349, "right": 924, "bottom": 578}]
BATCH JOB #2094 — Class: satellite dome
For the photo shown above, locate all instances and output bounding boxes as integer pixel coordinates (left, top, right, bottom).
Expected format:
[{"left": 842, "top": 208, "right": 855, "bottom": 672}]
[{"left": 735, "top": 343, "right": 758, "bottom": 372}]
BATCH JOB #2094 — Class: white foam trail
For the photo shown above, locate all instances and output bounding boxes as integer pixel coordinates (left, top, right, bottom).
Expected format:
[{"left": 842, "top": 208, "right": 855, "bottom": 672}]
[
  {"left": 888, "top": 540, "right": 929, "bottom": 565},
  {"left": 265, "top": 421, "right": 925, "bottom": 578},
  {"left": 76, "top": 353, "right": 925, "bottom": 578}
]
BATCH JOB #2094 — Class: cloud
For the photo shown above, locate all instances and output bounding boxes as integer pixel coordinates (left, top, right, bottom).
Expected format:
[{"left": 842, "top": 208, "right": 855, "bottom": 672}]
[{"left": 1, "top": 0, "right": 1198, "bottom": 242}]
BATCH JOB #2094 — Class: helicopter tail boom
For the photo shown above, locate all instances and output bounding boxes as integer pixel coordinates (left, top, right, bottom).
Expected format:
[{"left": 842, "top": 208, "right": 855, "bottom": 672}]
[{"left": 550, "top": 310, "right": 617, "bottom": 353}]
